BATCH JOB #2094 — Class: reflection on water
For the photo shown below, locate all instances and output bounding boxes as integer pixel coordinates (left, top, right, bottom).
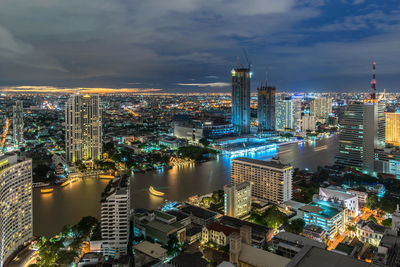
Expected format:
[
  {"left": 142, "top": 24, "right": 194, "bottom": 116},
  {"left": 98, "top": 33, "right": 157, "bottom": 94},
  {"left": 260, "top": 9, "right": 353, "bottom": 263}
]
[{"left": 33, "top": 135, "right": 339, "bottom": 237}]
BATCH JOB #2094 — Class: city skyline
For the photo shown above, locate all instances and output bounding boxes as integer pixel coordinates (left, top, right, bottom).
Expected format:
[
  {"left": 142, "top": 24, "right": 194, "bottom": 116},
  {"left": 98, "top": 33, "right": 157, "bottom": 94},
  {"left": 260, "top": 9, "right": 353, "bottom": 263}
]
[{"left": 0, "top": 1, "right": 400, "bottom": 92}]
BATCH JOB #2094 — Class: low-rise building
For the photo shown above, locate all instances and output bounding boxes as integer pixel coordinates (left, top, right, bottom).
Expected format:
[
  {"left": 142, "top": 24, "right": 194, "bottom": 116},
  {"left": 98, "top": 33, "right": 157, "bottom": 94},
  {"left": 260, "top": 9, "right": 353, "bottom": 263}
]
[
  {"left": 271, "top": 232, "right": 327, "bottom": 259},
  {"left": 180, "top": 205, "right": 219, "bottom": 226},
  {"left": 346, "top": 188, "right": 368, "bottom": 205},
  {"left": 202, "top": 222, "right": 239, "bottom": 247},
  {"left": 229, "top": 227, "right": 290, "bottom": 267},
  {"left": 302, "top": 224, "right": 326, "bottom": 243},
  {"left": 319, "top": 186, "right": 359, "bottom": 217},
  {"left": 299, "top": 199, "right": 347, "bottom": 239},
  {"left": 355, "top": 220, "right": 387, "bottom": 247}
]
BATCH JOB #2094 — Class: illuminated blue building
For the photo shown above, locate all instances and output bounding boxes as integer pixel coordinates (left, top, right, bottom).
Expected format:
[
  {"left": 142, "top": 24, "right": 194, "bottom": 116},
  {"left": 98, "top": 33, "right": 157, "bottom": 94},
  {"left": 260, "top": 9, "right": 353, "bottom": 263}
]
[{"left": 300, "top": 200, "right": 347, "bottom": 239}]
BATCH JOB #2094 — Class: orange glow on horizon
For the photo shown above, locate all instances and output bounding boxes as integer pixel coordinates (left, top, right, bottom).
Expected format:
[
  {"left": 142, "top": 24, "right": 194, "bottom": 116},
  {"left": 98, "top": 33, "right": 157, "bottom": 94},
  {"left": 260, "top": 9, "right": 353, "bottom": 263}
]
[{"left": 1, "top": 86, "right": 163, "bottom": 94}]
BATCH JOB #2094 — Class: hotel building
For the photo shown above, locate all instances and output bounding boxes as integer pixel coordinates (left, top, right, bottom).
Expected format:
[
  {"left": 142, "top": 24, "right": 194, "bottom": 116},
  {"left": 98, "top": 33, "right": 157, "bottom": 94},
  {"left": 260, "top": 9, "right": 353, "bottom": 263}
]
[
  {"left": 224, "top": 181, "right": 252, "bottom": 218},
  {"left": 0, "top": 153, "right": 32, "bottom": 267},
  {"left": 318, "top": 187, "right": 359, "bottom": 217},
  {"left": 65, "top": 94, "right": 103, "bottom": 163},
  {"left": 231, "top": 157, "right": 292, "bottom": 204},
  {"left": 385, "top": 112, "right": 400, "bottom": 147}
]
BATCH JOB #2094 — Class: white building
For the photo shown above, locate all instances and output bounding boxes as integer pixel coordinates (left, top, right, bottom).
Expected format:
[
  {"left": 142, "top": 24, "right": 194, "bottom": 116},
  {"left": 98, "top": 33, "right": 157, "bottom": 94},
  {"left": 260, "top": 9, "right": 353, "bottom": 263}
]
[
  {"left": 224, "top": 181, "right": 252, "bottom": 218},
  {"left": 65, "top": 94, "right": 103, "bottom": 163},
  {"left": 12, "top": 100, "right": 24, "bottom": 148},
  {"left": 392, "top": 204, "right": 400, "bottom": 233},
  {"left": 301, "top": 115, "right": 316, "bottom": 132},
  {"left": 310, "top": 97, "right": 332, "bottom": 121},
  {"left": 231, "top": 157, "right": 293, "bottom": 204},
  {"left": 101, "top": 175, "right": 130, "bottom": 258},
  {"left": 276, "top": 99, "right": 301, "bottom": 132},
  {"left": 0, "top": 153, "right": 32, "bottom": 267},
  {"left": 318, "top": 187, "right": 359, "bottom": 217}
]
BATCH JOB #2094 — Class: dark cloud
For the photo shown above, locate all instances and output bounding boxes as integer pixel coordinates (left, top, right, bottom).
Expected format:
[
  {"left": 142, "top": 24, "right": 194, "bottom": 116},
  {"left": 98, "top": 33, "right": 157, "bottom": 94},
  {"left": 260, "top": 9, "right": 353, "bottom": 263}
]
[{"left": 0, "top": 0, "right": 399, "bottom": 92}]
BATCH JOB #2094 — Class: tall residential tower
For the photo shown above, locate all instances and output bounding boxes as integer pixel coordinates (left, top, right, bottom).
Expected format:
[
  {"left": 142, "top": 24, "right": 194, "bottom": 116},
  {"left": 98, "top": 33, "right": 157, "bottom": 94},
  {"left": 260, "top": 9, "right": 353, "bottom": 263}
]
[
  {"left": 65, "top": 94, "right": 103, "bottom": 163},
  {"left": 257, "top": 85, "right": 276, "bottom": 132},
  {"left": 232, "top": 68, "right": 251, "bottom": 135},
  {"left": 12, "top": 101, "right": 24, "bottom": 148},
  {"left": 0, "top": 153, "right": 32, "bottom": 267}
]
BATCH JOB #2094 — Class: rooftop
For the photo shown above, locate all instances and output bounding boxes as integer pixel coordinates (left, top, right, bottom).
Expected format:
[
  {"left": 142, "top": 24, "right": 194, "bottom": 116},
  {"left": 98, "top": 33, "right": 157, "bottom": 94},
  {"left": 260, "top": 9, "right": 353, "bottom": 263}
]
[
  {"left": 357, "top": 220, "right": 387, "bottom": 234},
  {"left": 181, "top": 205, "right": 219, "bottom": 220},
  {"left": 206, "top": 222, "right": 239, "bottom": 237},
  {"left": 287, "top": 246, "right": 371, "bottom": 267},
  {"left": 300, "top": 201, "right": 342, "bottom": 219},
  {"left": 273, "top": 232, "right": 327, "bottom": 249},
  {"left": 133, "top": 241, "right": 166, "bottom": 259},
  {"left": 233, "top": 157, "right": 291, "bottom": 170},
  {"left": 170, "top": 252, "right": 208, "bottom": 267},
  {"left": 239, "top": 243, "right": 290, "bottom": 267}
]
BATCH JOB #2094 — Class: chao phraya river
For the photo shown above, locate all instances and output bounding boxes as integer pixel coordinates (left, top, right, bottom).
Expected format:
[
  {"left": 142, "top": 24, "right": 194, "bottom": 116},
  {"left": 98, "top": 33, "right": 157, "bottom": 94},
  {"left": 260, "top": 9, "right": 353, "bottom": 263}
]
[{"left": 33, "top": 135, "right": 339, "bottom": 237}]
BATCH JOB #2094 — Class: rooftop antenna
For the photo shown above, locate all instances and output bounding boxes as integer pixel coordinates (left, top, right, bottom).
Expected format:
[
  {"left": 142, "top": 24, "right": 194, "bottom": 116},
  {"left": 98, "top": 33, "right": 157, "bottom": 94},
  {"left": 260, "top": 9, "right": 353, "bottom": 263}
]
[{"left": 370, "top": 62, "right": 376, "bottom": 99}]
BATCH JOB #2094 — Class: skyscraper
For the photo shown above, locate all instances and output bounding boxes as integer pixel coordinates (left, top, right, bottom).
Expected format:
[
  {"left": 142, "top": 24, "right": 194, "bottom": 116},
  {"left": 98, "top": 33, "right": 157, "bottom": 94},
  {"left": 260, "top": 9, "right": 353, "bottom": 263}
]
[
  {"left": 101, "top": 175, "right": 130, "bottom": 258},
  {"left": 276, "top": 99, "right": 301, "bottom": 131},
  {"left": 335, "top": 101, "right": 385, "bottom": 173},
  {"left": 310, "top": 98, "right": 332, "bottom": 121},
  {"left": 385, "top": 112, "right": 400, "bottom": 146},
  {"left": 12, "top": 101, "right": 24, "bottom": 148},
  {"left": 257, "top": 85, "right": 276, "bottom": 132},
  {"left": 232, "top": 68, "right": 251, "bottom": 135},
  {"left": 65, "top": 94, "right": 103, "bottom": 163},
  {"left": 0, "top": 153, "right": 32, "bottom": 267},
  {"left": 231, "top": 157, "right": 292, "bottom": 204}
]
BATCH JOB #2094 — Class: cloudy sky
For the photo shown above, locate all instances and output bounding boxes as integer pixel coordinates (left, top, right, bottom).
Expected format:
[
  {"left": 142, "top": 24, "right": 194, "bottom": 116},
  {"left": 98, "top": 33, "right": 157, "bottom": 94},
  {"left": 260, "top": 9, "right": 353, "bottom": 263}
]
[{"left": 0, "top": 0, "right": 400, "bottom": 92}]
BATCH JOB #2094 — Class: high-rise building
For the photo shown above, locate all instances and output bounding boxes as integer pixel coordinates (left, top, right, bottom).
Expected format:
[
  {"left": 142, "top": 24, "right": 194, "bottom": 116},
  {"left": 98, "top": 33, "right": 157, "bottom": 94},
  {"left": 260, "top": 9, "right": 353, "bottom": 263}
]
[
  {"left": 276, "top": 99, "right": 301, "bottom": 131},
  {"left": 385, "top": 112, "right": 400, "bottom": 146},
  {"left": 65, "top": 94, "right": 103, "bottom": 163},
  {"left": 335, "top": 101, "right": 385, "bottom": 173},
  {"left": 12, "top": 101, "right": 24, "bottom": 148},
  {"left": 0, "top": 153, "right": 32, "bottom": 267},
  {"left": 224, "top": 181, "right": 252, "bottom": 218},
  {"left": 101, "top": 175, "right": 130, "bottom": 258},
  {"left": 301, "top": 115, "right": 316, "bottom": 132},
  {"left": 232, "top": 68, "right": 251, "bottom": 135},
  {"left": 257, "top": 85, "right": 276, "bottom": 132},
  {"left": 231, "top": 157, "right": 292, "bottom": 204},
  {"left": 310, "top": 98, "right": 332, "bottom": 120}
]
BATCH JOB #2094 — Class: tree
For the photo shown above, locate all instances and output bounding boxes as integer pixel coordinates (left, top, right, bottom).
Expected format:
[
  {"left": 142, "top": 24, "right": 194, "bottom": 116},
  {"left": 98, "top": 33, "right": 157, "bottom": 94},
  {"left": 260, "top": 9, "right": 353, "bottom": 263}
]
[
  {"left": 284, "top": 219, "right": 305, "bottom": 235},
  {"left": 366, "top": 195, "right": 379, "bottom": 210},
  {"left": 199, "top": 138, "right": 210, "bottom": 147},
  {"left": 368, "top": 215, "right": 377, "bottom": 224},
  {"left": 163, "top": 235, "right": 184, "bottom": 257},
  {"left": 263, "top": 205, "right": 288, "bottom": 230},
  {"left": 382, "top": 218, "right": 392, "bottom": 228},
  {"left": 379, "top": 197, "right": 397, "bottom": 214}
]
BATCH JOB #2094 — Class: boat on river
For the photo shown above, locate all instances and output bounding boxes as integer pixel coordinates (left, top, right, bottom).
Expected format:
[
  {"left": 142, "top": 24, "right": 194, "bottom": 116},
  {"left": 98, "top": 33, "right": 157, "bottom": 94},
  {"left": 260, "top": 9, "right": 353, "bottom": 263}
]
[
  {"left": 40, "top": 188, "right": 54, "bottom": 194},
  {"left": 149, "top": 186, "right": 165, "bottom": 197}
]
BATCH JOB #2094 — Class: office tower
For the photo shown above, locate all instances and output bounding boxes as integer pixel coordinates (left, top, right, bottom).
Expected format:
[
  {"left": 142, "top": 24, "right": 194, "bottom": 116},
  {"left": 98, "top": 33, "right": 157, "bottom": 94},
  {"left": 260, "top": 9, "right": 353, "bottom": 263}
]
[
  {"left": 231, "top": 157, "right": 292, "bottom": 204},
  {"left": 12, "top": 101, "right": 24, "bottom": 148},
  {"left": 385, "top": 112, "right": 400, "bottom": 146},
  {"left": 310, "top": 98, "right": 332, "bottom": 120},
  {"left": 101, "top": 175, "right": 130, "bottom": 258},
  {"left": 336, "top": 101, "right": 385, "bottom": 173},
  {"left": 257, "top": 85, "right": 276, "bottom": 132},
  {"left": 232, "top": 68, "right": 251, "bottom": 135},
  {"left": 65, "top": 94, "right": 103, "bottom": 163},
  {"left": 276, "top": 99, "right": 301, "bottom": 131},
  {"left": 224, "top": 181, "right": 252, "bottom": 218},
  {"left": 0, "top": 153, "right": 32, "bottom": 267},
  {"left": 301, "top": 115, "right": 316, "bottom": 132}
]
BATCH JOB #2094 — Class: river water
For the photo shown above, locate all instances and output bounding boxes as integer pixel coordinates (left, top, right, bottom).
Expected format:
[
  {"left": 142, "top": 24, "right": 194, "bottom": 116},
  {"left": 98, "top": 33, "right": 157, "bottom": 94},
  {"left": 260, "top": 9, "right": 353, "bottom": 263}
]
[{"left": 33, "top": 135, "right": 339, "bottom": 237}]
